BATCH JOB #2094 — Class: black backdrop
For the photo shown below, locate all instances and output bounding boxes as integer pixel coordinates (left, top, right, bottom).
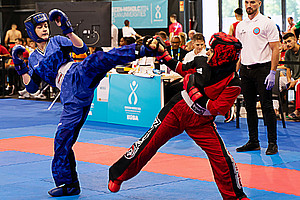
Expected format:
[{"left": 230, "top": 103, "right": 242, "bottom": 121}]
[{"left": 36, "top": 1, "right": 111, "bottom": 47}]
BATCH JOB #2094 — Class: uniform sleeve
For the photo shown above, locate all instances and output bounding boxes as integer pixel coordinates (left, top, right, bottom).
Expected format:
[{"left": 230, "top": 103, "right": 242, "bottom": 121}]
[
  {"left": 266, "top": 19, "right": 280, "bottom": 43},
  {"left": 24, "top": 61, "right": 41, "bottom": 94},
  {"left": 56, "top": 35, "right": 87, "bottom": 55},
  {"left": 206, "top": 85, "right": 241, "bottom": 116},
  {"left": 284, "top": 51, "right": 291, "bottom": 69}
]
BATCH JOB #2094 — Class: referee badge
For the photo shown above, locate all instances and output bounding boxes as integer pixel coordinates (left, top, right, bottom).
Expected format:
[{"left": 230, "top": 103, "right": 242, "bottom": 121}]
[{"left": 253, "top": 27, "right": 260, "bottom": 35}]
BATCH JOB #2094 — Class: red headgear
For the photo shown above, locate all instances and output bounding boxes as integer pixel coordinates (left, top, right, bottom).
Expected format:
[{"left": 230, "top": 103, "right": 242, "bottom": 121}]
[{"left": 208, "top": 32, "right": 242, "bottom": 67}]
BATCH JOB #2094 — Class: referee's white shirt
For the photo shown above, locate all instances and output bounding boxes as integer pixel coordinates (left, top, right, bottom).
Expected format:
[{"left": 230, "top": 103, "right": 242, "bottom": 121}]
[{"left": 236, "top": 13, "right": 279, "bottom": 66}]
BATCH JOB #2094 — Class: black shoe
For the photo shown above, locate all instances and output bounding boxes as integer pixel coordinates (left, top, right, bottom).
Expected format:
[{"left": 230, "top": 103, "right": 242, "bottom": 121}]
[
  {"left": 48, "top": 182, "right": 80, "bottom": 197},
  {"left": 266, "top": 143, "right": 278, "bottom": 155},
  {"left": 236, "top": 141, "right": 260, "bottom": 152}
]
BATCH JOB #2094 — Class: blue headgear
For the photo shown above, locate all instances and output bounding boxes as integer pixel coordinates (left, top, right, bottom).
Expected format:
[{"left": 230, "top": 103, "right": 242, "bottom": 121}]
[{"left": 24, "top": 12, "right": 49, "bottom": 43}]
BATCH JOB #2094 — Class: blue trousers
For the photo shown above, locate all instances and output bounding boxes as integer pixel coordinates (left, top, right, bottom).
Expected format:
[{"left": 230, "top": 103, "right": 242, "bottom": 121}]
[{"left": 52, "top": 44, "right": 137, "bottom": 186}]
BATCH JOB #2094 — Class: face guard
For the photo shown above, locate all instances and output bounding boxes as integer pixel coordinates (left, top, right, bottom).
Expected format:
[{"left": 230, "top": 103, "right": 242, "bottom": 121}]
[
  {"left": 24, "top": 12, "right": 49, "bottom": 43},
  {"left": 208, "top": 32, "right": 242, "bottom": 67}
]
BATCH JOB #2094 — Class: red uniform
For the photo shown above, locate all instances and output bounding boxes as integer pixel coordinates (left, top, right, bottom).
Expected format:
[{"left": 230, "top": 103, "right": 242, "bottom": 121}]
[
  {"left": 169, "top": 22, "right": 183, "bottom": 36},
  {"left": 109, "top": 33, "right": 248, "bottom": 200}
]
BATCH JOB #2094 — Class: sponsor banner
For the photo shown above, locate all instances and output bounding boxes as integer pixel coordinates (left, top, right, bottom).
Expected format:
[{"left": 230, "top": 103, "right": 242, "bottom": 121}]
[{"left": 112, "top": 0, "right": 168, "bottom": 28}]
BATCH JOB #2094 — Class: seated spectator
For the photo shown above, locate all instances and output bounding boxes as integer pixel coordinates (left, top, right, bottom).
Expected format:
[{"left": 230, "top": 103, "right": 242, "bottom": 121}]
[
  {"left": 183, "top": 33, "right": 206, "bottom": 64},
  {"left": 187, "top": 30, "right": 196, "bottom": 43},
  {"left": 6, "top": 38, "right": 29, "bottom": 95},
  {"left": 119, "top": 37, "right": 136, "bottom": 47},
  {"left": 283, "top": 33, "right": 300, "bottom": 119},
  {"left": 25, "top": 38, "right": 36, "bottom": 55},
  {"left": 179, "top": 32, "right": 187, "bottom": 49},
  {"left": 185, "top": 30, "right": 197, "bottom": 52},
  {"left": 167, "top": 35, "right": 188, "bottom": 62},
  {"left": 0, "top": 44, "right": 10, "bottom": 57},
  {"left": 273, "top": 42, "right": 288, "bottom": 117}
]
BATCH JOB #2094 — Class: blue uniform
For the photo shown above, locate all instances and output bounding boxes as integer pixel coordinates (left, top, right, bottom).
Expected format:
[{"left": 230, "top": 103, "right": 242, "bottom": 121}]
[{"left": 26, "top": 35, "right": 138, "bottom": 186}]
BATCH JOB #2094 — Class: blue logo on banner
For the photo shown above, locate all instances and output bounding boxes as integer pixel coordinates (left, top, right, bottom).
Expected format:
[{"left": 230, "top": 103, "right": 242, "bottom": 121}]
[{"left": 128, "top": 81, "right": 138, "bottom": 105}]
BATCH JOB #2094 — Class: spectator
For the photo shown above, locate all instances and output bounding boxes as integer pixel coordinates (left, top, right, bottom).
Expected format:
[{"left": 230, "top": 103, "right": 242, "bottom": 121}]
[
  {"left": 167, "top": 35, "right": 188, "bottom": 62},
  {"left": 1, "top": 45, "right": 11, "bottom": 94},
  {"left": 291, "top": 20, "right": 300, "bottom": 41},
  {"left": 158, "top": 31, "right": 170, "bottom": 46},
  {"left": 4, "top": 24, "right": 22, "bottom": 48},
  {"left": 0, "top": 44, "right": 10, "bottom": 57},
  {"left": 229, "top": 8, "right": 243, "bottom": 37},
  {"left": 283, "top": 33, "right": 300, "bottom": 119},
  {"left": 119, "top": 37, "right": 127, "bottom": 47},
  {"left": 6, "top": 38, "right": 30, "bottom": 95},
  {"left": 185, "top": 30, "right": 197, "bottom": 51},
  {"left": 179, "top": 32, "right": 187, "bottom": 49},
  {"left": 122, "top": 19, "right": 141, "bottom": 39},
  {"left": 183, "top": 33, "right": 206, "bottom": 63},
  {"left": 235, "top": 0, "right": 280, "bottom": 155},
  {"left": 283, "top": 17, "right": 296, "bottom": 34},
  {"left": 169, "top": 14, "right": 183, "bottom": 39},
  {"left": 111, "top": 23, "right": 118, "bottom": 48},
  {"left": 25, "top": 38, "right": 36, "bottom": 55},
  {"left": 187, "top": 30, "right": 196, "bottom": 43}
]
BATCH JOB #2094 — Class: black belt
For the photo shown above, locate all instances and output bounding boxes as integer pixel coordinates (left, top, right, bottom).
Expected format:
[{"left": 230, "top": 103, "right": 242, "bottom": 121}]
[{"left": 243, "top": 61, "right": 271, "bottom": 69}]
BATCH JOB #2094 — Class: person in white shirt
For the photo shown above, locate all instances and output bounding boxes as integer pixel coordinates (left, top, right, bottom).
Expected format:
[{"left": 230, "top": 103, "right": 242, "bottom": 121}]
[
  {"left": 235, "top": 0, "right": 280, "bottom": 155},
  {"left": 122, "top": 19, "right": 141, "bottom": 39},
  {"left": 111, "top": 23, "right": 118, "bottom": 48},
  {"left": 183, "top": 33, "right": 206, "bottom": 64}
]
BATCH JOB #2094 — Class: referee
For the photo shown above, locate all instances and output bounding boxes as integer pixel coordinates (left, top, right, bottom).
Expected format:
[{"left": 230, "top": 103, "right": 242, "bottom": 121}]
[{"left": 235, "top": 0, "right": 280, "bottom": 155}]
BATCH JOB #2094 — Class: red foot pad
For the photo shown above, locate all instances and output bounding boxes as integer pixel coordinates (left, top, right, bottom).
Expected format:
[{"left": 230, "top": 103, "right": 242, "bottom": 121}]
[{"left": 108, "top": 180, "right": 123, "bottom": 193}]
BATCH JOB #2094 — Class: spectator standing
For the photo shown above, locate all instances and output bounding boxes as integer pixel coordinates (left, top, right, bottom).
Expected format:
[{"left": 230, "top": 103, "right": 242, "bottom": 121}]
[
  {"left": 169, "top": 14, "right": 183, "bottom": 39},
  {"left": 111, "top": 23, "right": 118, "bottom": 48},
  {"left": 283, "top": 17, "right": 295, "bottom": 34},
  {"left": 229, "top": 8, "right": 243, "bottom": 37},
  {"left": 122, "top": 20, "right": 141, "bottom": 39},
  {"left": 4, "top": 24, "right": 22, "bottom": 48},
  {"left": 235, "top": 0, "right": 280, "bottom": 155},
  {"left": 283, "top": 33, "right": 300, "bottom": 119}
]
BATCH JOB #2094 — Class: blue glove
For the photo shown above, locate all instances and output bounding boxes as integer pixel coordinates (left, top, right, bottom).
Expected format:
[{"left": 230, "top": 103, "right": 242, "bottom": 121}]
[
  {"left": 49, "top": 9, "right": 73, "bottom": 35},
  {"left": 12, "top": 45, "right": 28, "bottom": 75},
  {"left": 264, "top": 70, "right": 276, "bottom": 90}
]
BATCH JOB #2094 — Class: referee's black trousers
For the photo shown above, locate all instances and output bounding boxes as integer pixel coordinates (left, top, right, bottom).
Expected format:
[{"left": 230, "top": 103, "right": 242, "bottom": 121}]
[{"left": 240, "top": 63, "right": 277, "bottom": 144}]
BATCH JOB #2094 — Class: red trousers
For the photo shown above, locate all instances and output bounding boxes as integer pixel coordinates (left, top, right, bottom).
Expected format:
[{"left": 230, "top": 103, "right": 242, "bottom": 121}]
[
  {"left": 296, "top": 81, "right": 300, "bottom": 111},
  {"left": 109, "top": 93, "right": 246, "bottom": 200}
]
